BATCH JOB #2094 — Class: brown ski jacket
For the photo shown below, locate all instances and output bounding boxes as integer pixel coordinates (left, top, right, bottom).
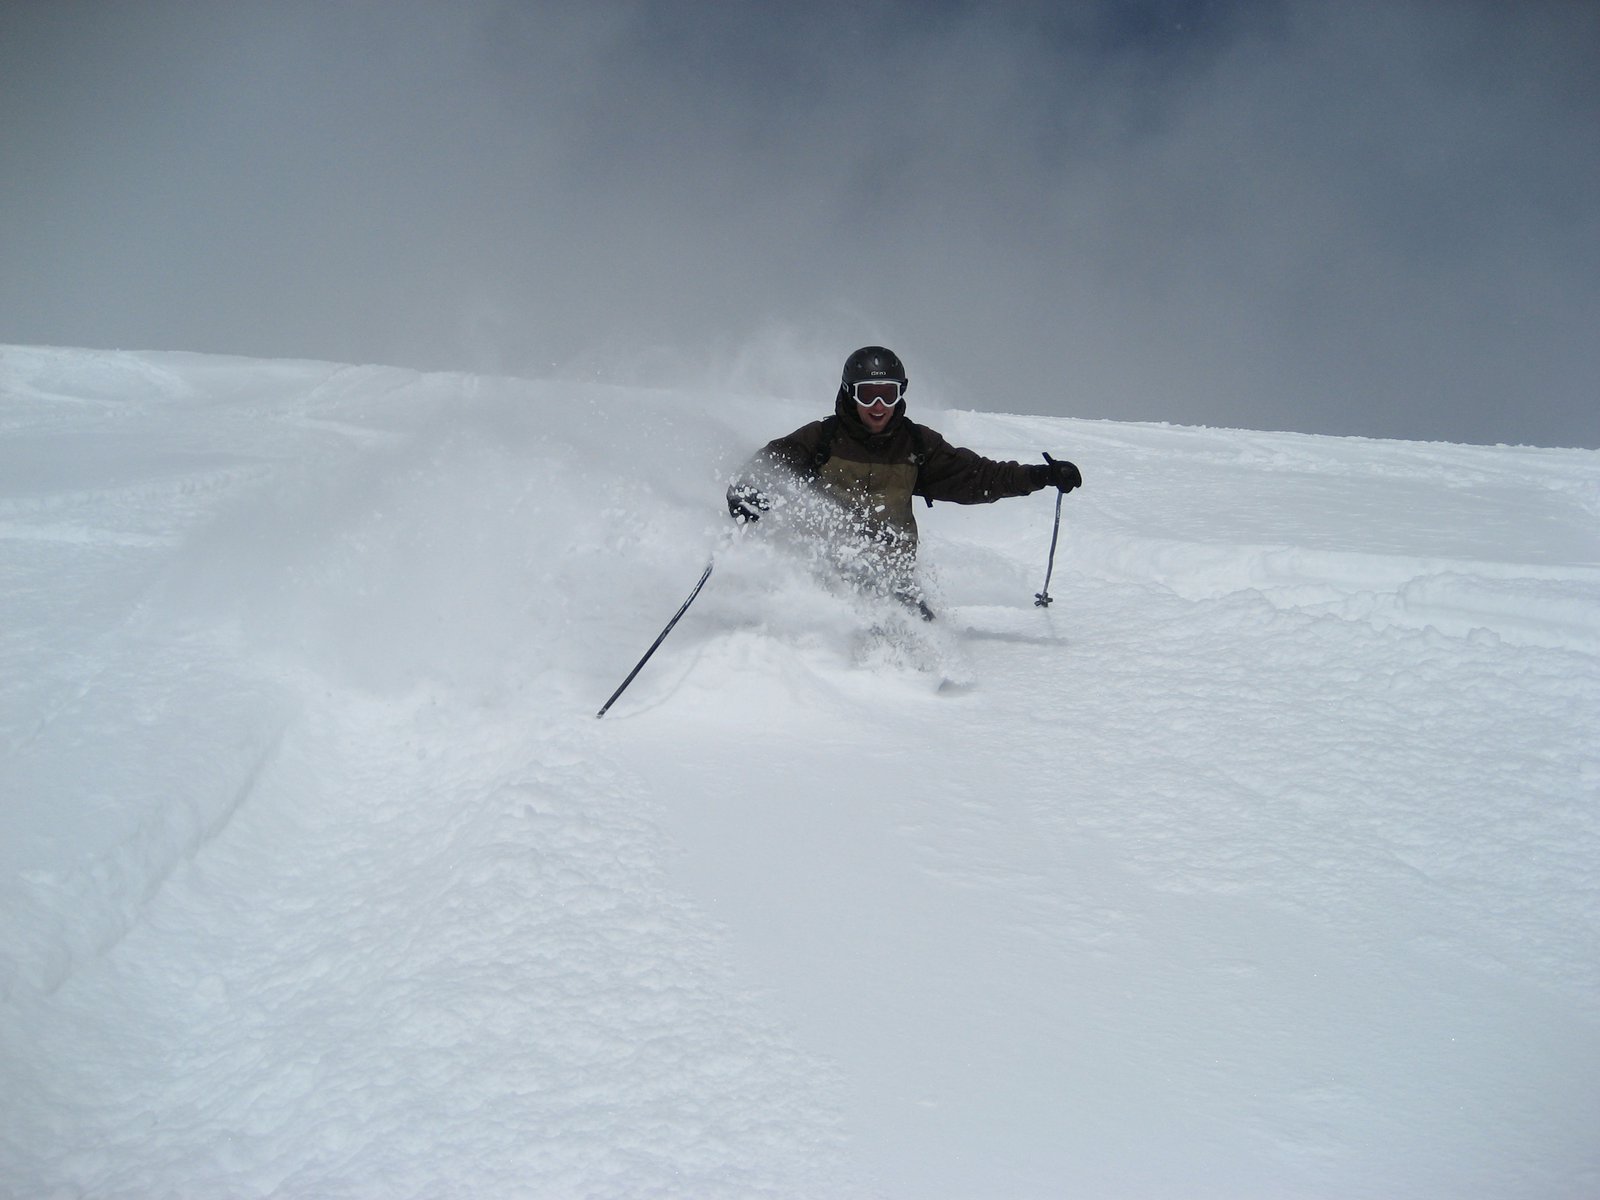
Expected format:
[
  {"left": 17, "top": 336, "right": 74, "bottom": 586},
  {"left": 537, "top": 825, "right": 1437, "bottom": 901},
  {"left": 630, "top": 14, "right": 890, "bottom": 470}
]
[{"left": 730, "top": 394, "right": 1049, "bottom": 584}]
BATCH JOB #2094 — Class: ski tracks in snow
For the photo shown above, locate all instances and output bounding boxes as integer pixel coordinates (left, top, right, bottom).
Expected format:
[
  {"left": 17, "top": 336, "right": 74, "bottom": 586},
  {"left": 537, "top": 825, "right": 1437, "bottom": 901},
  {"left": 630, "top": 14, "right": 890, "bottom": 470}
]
[
  {"left": 6, "top": 350, "right": 1598, "bottom": 1197},
  {"left": 636, "top": 451, "right": 1600, "bottom": 1195},
  {"left": 0, "top": 678, "right": 864, "bottom": 1198}
]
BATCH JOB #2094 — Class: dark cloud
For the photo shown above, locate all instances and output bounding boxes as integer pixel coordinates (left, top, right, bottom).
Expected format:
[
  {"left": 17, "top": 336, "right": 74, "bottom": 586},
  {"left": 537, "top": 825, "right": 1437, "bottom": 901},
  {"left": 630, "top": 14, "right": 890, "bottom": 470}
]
[{"left": 2, "top": 0, "right": 1595, "bottom": 446}]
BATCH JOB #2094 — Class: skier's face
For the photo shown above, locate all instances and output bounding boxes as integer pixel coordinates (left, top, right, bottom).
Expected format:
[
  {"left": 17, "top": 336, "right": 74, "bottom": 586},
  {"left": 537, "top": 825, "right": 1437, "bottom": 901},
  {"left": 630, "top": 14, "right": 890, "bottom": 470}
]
[
  {"left": 851, "top": 379, "right": 902, "bottom": 434},
  {"left": 856, "top": 397, "right": 897, "bottom": 434}
]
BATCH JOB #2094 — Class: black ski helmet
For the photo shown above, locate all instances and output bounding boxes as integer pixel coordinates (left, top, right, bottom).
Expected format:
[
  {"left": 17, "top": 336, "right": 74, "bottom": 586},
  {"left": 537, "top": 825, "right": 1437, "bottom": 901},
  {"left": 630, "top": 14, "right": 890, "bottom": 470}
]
[{"left": 841, "top": 346, "right": 907, "bottom": 388}]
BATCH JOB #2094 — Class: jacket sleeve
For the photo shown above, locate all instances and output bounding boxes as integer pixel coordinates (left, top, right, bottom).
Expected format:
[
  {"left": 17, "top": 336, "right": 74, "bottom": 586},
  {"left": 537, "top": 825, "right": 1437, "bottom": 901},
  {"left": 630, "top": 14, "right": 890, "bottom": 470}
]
[
  {"left": 728, "top": 420, "right": 828, "bottom": 497},
  {"left": 912, "top": 426, "right": 1050, "bottom": 504}
]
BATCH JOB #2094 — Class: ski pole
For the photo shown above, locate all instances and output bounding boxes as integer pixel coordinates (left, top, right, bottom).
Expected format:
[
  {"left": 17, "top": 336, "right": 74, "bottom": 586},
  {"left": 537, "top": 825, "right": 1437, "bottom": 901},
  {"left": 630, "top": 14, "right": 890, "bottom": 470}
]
[
  {"left": 596, "top": 557, "right": 716, "bottom": 718},
  {"left": 1035, "top": 452, "right": 1063, "bottom": 608}
]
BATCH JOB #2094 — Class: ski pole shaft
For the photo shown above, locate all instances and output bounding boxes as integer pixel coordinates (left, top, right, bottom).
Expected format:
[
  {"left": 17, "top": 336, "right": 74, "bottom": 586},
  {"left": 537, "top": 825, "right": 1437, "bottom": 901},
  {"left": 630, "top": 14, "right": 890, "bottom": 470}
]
[
  {"left": 1035, "top": 452, "right": 1063, "bottom": 608},
  {"left": 596, "top": 558, "right": 715, "bottom": 718}
]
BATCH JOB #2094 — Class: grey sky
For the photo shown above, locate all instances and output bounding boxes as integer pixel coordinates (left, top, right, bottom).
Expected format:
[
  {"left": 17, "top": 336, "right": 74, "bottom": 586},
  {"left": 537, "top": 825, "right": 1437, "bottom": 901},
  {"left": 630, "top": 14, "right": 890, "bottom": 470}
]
[{"left": 3, "top": 0, "right": 1596, "bottom": 447}]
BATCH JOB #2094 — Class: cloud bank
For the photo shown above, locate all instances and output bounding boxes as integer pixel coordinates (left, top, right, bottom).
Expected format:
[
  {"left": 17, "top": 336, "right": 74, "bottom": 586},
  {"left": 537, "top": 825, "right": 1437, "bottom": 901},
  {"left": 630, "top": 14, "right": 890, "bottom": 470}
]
[{"left": 2, "top": 0, "right": 1596, "bottom": 446}]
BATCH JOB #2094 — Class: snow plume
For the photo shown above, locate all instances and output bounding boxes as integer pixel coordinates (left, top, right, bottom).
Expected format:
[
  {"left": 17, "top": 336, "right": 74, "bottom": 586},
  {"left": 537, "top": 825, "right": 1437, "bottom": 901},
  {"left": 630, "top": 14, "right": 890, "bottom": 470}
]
[{"left": 2, "top": 346, "right": 1598, "bottom": 1196}]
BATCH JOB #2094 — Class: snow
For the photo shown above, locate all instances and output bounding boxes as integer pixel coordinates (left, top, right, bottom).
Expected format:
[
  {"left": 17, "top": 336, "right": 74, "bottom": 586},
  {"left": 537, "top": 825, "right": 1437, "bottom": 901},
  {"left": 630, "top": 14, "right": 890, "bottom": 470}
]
[{"left": 2, "top": 344, "right": 1597, "bottom": 1198}]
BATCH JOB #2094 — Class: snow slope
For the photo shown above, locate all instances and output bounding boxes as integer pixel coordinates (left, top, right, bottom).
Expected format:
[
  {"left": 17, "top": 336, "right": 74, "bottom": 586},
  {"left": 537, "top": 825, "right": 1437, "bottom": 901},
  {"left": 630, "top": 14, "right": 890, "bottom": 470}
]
[{"left": 2, "top": 346, "right": 1597, "bottom": 1198}]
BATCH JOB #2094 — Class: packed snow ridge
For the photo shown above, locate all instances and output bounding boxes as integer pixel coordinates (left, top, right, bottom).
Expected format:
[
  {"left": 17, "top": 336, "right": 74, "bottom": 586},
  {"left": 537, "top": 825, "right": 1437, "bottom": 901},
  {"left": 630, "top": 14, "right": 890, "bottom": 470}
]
[{"left": 2, "top": 346, "right": 1597, "bottom": 1198}]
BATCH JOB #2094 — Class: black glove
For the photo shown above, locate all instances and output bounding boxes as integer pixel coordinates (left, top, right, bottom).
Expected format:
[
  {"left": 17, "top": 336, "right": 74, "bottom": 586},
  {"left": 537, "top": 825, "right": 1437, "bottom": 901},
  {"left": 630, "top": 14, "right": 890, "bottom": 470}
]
[
  {"left": 1043, "top": 456, "right": 1081, "bottom": 493},
  {"left": 727, "top": 485, "right": 772, "bottom": 523}
]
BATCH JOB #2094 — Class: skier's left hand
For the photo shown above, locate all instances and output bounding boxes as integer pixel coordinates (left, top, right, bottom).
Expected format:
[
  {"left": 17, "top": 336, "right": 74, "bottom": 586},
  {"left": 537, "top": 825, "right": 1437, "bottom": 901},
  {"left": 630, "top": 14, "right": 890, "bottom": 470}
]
[{"left": 1043, "top": 457, "right": 1082, "bottom": 492}]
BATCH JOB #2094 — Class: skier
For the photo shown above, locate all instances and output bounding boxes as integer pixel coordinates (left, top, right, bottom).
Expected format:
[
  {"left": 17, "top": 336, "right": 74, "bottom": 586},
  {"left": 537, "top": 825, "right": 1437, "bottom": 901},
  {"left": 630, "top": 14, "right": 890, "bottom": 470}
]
[{"left": 726, "top": 345, "right": 1081, "bottom": 613}]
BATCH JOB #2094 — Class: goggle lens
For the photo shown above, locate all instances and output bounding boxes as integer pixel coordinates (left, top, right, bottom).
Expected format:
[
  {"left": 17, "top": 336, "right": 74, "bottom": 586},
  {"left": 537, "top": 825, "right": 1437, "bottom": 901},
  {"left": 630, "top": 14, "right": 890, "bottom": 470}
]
[{"left": 852, "top": 380, "right": 903, "bottom": 408}]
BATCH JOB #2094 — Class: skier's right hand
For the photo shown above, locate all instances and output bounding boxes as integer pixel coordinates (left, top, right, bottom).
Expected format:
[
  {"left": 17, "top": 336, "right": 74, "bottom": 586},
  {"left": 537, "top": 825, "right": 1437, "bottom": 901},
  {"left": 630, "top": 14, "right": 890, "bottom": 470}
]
[{"left": 727, "top": 485, "right": 772, "bottom": 523}]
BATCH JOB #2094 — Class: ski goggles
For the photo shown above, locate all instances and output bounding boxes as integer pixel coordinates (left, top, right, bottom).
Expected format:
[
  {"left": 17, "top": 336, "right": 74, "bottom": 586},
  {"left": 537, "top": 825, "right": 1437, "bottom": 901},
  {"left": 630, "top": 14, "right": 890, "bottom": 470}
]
[{"left": 851, "top": 380, "right": 904, "bottom": 408}]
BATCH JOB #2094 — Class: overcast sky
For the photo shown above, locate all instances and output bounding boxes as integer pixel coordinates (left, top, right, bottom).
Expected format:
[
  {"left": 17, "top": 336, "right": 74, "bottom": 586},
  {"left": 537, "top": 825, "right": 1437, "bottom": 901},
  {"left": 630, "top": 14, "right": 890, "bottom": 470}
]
[{"left": 3, "top": 0, "right": 1596, "bottom": 447}]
